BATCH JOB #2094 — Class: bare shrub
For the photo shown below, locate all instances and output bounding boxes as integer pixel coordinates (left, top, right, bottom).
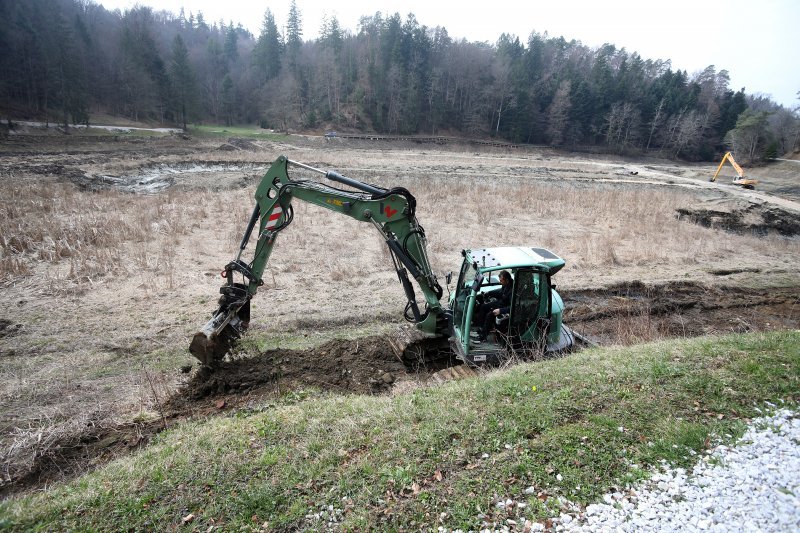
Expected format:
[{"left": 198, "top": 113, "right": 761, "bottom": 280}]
[
  {"left": 612, "top": 302, "right": 666, "bottom": 345},
  {"left": 0, "top": 256, "right": 30, "bottom": 278},
  {"left": 0, "top": 407, "right": 114, "bottom": 490}
]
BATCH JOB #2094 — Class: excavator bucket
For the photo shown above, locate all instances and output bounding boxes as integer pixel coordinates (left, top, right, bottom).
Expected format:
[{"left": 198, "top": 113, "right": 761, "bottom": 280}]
[
  {"left": 189, "top": 321, "right": 237, "bottom": 367},
  {"left": 387, "top": 324, "right": 450, "bottom": 367},
  {"left": 189, "top": 285, "right": 251, "bottom": 367}
]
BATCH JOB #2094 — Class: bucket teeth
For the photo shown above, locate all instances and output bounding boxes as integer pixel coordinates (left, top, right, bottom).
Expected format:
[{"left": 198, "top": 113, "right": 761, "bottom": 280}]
[{"left": 189, "top": 286, "right": 252, "bottom": 367}]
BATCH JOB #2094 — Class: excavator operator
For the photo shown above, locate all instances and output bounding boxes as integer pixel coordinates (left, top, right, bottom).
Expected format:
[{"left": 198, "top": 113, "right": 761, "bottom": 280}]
[{"left": 474, "top": 270, "right": 513, "bottom": 341}]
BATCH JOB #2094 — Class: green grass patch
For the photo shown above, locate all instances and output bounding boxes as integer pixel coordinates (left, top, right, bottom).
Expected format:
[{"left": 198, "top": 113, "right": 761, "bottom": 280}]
[
  {"left": 189, "top": 124, "right": 290, "bottom": 140},
  {"left": 2, "top": 331, "right": 798, "bottom": 531}
]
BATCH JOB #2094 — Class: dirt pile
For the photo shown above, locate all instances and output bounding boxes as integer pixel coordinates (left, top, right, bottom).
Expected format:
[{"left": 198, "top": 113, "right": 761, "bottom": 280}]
[
  {"left": 676, "top": 204, "right": 800, "bottom": 237},
  {"left": 218, "top": 137, "right": 260, "bottom": 152},
  {"left": 184, "top": 336, "right": 408, "bottom": 400}
]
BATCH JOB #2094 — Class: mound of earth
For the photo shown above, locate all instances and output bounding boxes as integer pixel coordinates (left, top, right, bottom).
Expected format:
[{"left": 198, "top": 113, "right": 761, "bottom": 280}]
[
  {"left": 184, "top": 335, "right": 408, "bottom": 400},
  {"left": 565, "top": 281, "right": 800, "bottom": 345},
  {"left": 676, "top": 204, "right": 800, "bottom": 237},
  {"left": 218, "top": 137, "right": 259, "bottom": 152}
]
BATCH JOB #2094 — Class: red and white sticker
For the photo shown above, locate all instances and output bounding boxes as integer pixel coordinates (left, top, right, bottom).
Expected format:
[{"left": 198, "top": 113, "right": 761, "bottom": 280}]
[{"left": 265, "top": 205, "right": 283, "bottom": 229}]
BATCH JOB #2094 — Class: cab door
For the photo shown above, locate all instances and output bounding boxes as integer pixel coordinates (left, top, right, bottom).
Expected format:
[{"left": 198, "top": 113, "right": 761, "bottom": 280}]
[
  {"left": 508, "top": 267, "right": 551, "bottom": 347},
  {"left": 450, "top": 260, "right": 482, "bottom": 356}
]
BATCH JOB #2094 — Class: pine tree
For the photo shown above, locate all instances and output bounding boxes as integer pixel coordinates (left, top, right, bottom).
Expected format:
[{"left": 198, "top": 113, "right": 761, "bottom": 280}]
[
  {"left": 169, "top": 34, "right": 196, "bottom": 130},
  {"left": 286, "top": 0, "right": 302, "bottom": 67},
  {"left": 254, "top": 9, "right": 282, "bottom": 82},
  {"left": 221, "top": 74, "right": 235, "bottom": 126},
  {"left": 224, "top": 25, "right": 239, "bottom": 64},
  {"left": 319, "top": 14, "right": 342, "bottom": 54},
  {"left": 52, "top": 11, "right": 89, "bottom": 127}
]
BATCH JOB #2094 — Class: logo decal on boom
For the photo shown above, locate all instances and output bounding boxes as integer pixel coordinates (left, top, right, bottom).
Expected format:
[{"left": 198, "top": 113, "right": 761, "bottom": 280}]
[{"left": 384, "top": 205, "right": 398, "bottom": 218}]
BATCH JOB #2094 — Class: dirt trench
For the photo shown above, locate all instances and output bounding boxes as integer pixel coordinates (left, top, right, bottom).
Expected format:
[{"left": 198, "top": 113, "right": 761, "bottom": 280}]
[
  {"left": 183, "top": 282, "right": 798, "bottom": 404},
  {"left": 564, "top": 281, "right": 800, "bottom": 344},
  {"left": 183, "top": 336, "right": 409, "bottom": 400}
]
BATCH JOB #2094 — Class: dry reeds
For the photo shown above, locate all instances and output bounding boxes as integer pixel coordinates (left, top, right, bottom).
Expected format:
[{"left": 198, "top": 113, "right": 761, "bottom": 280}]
[{"left": 0, "top": 183, "right": 208, "bottom": 285}]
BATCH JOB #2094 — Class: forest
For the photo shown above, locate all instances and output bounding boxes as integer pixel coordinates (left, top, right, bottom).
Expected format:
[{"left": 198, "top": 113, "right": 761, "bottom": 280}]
[{"left": 1, "top": 0, "right": 798, "bottom": 162}]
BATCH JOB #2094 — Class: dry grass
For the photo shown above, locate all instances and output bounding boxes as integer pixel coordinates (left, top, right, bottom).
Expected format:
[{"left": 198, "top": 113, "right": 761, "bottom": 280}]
[
  {"left": 0, "top": 183, "right": 211, "bottom": 286},
  {"left": 0, "top": 405, "right": 114, "bottom": 487}
]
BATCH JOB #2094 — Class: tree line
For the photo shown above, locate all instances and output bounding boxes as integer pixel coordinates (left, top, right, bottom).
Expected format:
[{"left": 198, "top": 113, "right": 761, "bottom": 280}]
[{"left": 1, "top": 0, "right": 797, "bottom": 162}]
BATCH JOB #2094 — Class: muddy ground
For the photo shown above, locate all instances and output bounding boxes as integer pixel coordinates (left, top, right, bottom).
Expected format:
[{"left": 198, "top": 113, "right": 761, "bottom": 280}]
[{"left": 1, "top": 129, "right": 799, "bottom": 498}]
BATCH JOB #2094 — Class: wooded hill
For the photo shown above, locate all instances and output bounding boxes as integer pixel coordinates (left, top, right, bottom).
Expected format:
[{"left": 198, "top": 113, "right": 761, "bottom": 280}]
[{"left": 1, "top": 0, "right": 797, "bottom": 162}]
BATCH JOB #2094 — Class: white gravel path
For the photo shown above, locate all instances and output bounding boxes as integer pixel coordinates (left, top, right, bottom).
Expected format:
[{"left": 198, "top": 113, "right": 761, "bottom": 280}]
[
  {"left": 309, "top": 408, "right": 800, "bottom": 532},
  {"left": 555, "top": 407, "right": 800, "bottom": 532}
]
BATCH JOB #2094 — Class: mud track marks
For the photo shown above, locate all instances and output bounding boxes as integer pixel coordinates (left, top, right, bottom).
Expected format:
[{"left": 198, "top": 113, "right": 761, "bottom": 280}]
[{"left": 565, "top": 282, "right": 800, "bottom": 345}]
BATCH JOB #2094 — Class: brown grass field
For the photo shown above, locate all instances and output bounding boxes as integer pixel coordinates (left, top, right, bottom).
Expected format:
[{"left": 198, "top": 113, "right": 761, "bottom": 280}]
[{"left": 1, "top": 130, "right": 799, "bottom": 495}]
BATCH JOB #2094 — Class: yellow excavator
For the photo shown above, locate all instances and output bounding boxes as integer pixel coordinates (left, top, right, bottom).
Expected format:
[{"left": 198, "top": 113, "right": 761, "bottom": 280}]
[{"left": 710, "top": 151, "right": 758, "bottom": 189}]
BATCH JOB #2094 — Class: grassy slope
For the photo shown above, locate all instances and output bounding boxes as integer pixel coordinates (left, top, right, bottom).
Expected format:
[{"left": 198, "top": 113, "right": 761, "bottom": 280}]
[{"left": 2, "top": 331, "right": 798, "bottom": 531}]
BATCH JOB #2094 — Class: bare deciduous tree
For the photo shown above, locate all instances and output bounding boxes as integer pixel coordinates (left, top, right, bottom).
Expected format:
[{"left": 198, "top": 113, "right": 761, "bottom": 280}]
[{"left": 546, "top": 80, "right": 571, "bottom": 146}]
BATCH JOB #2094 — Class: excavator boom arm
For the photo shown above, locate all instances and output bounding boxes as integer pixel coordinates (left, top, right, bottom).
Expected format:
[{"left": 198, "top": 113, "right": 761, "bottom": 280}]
[{"left": 190, "top": 156, "right": 445, "bottom": 366}]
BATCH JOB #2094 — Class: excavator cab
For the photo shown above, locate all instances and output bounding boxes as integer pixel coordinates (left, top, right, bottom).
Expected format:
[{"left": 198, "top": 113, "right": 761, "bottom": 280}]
[{"left": 449, "top": 247, "right": 574, "bottom": 365}]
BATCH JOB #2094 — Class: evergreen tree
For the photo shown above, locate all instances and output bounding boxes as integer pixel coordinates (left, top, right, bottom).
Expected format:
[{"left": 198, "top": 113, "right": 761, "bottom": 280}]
[
  {"left": 221, "top": 74, "right": 235, "bottom": 125},
  {"left": 319, "top": 14, "right": 343, "bottom": 54},
  {"left": 719, "top": 89, "right": 747, "bottom": 137},
  {"left": 224, "top": 25, "right": 238, "bottom": 64},
  {"left": 169, "top": 34, "right": 196, "bottom": 130},
  {"left": 286, "top": 0, "right": 302, "bottom": 67},
  {"left": 118, "top": 7, "right": 170, "bottom": 122},
  {"left": 254, "top": 9, "right": 282, "bottom": 82},
  {"left": 0, "top": 0, "right": 794, "bottom": 160}
]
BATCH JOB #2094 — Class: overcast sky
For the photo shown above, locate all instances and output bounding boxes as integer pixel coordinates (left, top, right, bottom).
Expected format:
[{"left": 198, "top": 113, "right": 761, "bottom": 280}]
[{"left": 96, "top": 0, "right": 800, "bottom": 108}]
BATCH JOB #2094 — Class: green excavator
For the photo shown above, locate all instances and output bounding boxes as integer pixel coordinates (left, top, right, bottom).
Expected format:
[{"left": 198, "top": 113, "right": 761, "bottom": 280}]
[{"left": 190, "top": 156, "right": 574, "bottom": 369}]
